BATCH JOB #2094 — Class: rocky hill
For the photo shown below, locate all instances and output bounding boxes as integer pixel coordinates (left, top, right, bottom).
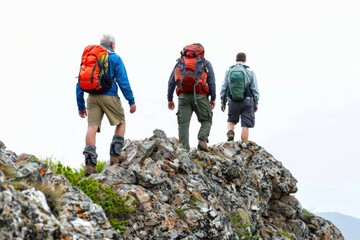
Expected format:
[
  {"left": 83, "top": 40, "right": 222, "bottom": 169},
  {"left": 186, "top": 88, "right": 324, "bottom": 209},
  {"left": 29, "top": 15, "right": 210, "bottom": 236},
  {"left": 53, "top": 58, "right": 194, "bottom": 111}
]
[
  {"left": 316, "top": 212, "right": 360, "bottom": 240},
  {"left": 0, "top": 129, "right": 344, "bottom": 239}
]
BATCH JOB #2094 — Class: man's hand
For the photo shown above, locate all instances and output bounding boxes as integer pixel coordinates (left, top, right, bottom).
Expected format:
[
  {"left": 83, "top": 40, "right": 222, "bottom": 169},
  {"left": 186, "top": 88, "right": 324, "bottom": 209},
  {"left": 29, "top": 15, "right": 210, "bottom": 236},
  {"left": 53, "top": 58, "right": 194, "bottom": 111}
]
[
  {"left": 79, "top": 109, "right": 87, "bottom": 118},
  {"left": 210, "top": 100, "right": 215, "bottom": 110},
  {"left": 168, "top": 101, "right": 175, "bottom": 110},
  {"left": 221, "top": 106, "right": 225, "bottom": 112},
  {"left": 130, "top": 104, "right": 136, "bottom": 113}
]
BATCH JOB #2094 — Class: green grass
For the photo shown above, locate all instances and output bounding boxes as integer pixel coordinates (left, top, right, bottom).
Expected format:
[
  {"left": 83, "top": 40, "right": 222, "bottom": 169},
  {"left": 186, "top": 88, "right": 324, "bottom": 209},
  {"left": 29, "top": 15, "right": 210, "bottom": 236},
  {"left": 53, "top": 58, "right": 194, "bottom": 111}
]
[
  {"left": 43, "top": 158, "right": 136, "bottom": 234},
  {"left": 278, "top": 230, "right": 292, "bottom": 239},
  {"left": 230, "top": 209, "right": 260, "bottom": 240},
  {"left": 300, "top": 209, "right": 315, "bottom": 222},
  {"left": 174, "top": 208, "right": 186, "bottom": 219},
  {"left": 0, "top": 162, "right": 17, "bottom": 179}
]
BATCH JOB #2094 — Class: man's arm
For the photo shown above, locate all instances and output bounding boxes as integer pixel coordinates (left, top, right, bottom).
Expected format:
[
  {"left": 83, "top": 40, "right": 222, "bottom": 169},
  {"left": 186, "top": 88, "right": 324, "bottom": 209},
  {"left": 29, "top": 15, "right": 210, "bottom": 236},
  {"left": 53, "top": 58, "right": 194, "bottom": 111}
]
[
  {"left": 113, "top": 55, "right": 135, "bottom": 105},
  {"left": 167, "top": 66, "right": 177, "bottom": 110},
  {"left": 248, "top": 69, "right": 259, "bottom": 111},
  {"left": 205, "top": 60, "right": 216, "bottom": 101},
  {"left": 167, "top": 68, "right": 176, "bottom": 102},
  {"left": 220, "top": 70, "right": 230, "bottom": 111},
  {"left": 76, "top": 82, "right": 86, "bottom": 117}
]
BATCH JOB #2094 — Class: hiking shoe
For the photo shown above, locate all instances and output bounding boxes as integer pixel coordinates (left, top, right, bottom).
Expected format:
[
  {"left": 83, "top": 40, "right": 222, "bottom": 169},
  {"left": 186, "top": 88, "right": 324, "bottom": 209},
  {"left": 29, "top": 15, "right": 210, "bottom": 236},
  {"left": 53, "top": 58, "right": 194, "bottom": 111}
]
[
  {"left": 110, "top": 153, "right": 126, "bottom": 166},
  {"left": 197, "top": 140, "right": 209, "bottom": 152},
  {"left": 227, "top": 130, "right": 235, "bottom": 141},
  {"left": 85, "top": 164, "right": 96, "bottom": 177}
]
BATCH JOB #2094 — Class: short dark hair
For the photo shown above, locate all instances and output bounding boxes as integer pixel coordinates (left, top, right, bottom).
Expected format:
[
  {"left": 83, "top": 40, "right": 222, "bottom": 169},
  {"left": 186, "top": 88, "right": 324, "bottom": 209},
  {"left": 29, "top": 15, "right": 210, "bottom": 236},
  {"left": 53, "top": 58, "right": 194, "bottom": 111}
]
[{"left": 236, "top": 52, "right": 246, "bottom": 62}]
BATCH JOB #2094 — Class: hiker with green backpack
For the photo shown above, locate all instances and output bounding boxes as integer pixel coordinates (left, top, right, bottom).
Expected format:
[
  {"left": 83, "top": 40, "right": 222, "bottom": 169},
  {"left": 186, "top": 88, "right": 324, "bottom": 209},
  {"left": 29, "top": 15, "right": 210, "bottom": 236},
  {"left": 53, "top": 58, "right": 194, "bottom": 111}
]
[{"left": 220, "top": 52, "right": 259, "bottom": 145}]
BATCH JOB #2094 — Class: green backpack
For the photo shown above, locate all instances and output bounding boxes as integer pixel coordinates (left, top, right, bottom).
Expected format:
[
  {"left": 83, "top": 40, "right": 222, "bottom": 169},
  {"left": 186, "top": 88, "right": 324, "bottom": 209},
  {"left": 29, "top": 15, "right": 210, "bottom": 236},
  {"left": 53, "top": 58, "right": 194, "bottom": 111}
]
[{"left": 228, "top": 64, "right": 248, "bottom": 101}]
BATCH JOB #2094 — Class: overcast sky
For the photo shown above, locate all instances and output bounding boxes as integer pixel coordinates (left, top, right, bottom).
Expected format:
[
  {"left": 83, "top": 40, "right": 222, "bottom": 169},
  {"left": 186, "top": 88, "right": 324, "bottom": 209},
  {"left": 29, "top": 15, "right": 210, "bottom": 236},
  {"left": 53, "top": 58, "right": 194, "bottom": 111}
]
[{"left": 1, "top": 0, "right": 359, "bottom": 218}]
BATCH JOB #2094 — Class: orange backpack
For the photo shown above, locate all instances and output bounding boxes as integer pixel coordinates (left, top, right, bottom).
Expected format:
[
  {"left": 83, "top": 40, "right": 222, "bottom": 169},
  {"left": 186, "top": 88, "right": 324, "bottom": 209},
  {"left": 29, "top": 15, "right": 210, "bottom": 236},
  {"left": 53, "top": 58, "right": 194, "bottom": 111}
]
[
  {"left": 78, "top": 45, "right": 113, "bottom": 94},
  {"left": 174, "top": 44, "right": 209, "bottom": 96}
]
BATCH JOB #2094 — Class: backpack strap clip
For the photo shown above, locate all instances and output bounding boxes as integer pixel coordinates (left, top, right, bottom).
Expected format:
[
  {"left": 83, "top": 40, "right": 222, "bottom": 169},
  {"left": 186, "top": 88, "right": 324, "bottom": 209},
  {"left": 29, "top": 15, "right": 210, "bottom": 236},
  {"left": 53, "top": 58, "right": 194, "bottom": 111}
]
[{"left": 181, "top": 50, "right": 196, "bottom": 57}]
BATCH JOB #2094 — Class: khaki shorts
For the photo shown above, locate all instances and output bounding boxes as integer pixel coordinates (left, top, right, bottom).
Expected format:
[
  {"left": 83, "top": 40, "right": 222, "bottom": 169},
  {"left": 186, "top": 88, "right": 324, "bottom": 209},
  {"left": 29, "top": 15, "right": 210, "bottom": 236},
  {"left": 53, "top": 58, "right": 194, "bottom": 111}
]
[{"left": 87, "top": 94, "right": 125, "bottom": 132}]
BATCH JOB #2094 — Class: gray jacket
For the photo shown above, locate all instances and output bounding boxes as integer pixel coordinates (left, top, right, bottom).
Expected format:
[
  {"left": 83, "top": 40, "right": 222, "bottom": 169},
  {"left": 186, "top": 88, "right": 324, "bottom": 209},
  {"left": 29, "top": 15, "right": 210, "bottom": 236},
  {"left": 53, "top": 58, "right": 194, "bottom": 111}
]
[{"left": 220, "top": 62, "right": 259, "bottom": 108}]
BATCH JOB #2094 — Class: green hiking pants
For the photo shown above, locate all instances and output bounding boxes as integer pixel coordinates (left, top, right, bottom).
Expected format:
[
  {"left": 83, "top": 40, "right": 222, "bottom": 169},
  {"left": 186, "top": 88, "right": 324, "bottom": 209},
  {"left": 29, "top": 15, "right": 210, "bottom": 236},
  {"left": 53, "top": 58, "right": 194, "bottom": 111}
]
[{"left": 176, "top": 94, "right": 213, "bottom": 151}]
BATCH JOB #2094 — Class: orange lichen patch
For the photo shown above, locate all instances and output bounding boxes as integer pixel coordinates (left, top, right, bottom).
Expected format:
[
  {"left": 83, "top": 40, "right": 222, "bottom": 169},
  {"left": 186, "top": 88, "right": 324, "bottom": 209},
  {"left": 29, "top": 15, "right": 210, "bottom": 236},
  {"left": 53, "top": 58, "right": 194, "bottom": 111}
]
[
  {"left": 168, "top": 219, "right": 175, "bottom": 231},
  {"left": 177, "top": 185, "right": 185, "bottom": 192},
  {"left": 181, "top": 225, "right": 189, "bottom": 231},
  {"left": 324, "top": 232, "right": 331, "bottom": 240},
  {"left": 113, "top": 180, "right": 124, "bottom": 186},
  {"left": 162, "top": 219, "right": 175, "bottom": 231},
  {"left": 66, "top": 210, "right": 73, "bottom": 216},
  {"left": 253, "top": 176, "right": 260, "bottom": 185},
  {"left": 79, "top": 213, "right": 88, "bottom": 220},
  {"left": 191, "top": 190, "right": 201, "bottom": 198},
  {"left": 14, "top": 155, "right": 27, "bottom": 163},
  {"left": 185, "top": 191, "right": 191, "bottom": 198},
  {"left": 65, "top": 236, "right": 71, "bottom": 240},
  {"left": 73, "top": 203, "right": 84, "bottom": 214},
  {"left": 163, "top": 158, "right": 173, "bottom": 163},
  {"left": 39, "top": 166, "right": 46, "bottom": 176},
  {"left": 161, "top": 165, "right": 175, "bottom": 176}
]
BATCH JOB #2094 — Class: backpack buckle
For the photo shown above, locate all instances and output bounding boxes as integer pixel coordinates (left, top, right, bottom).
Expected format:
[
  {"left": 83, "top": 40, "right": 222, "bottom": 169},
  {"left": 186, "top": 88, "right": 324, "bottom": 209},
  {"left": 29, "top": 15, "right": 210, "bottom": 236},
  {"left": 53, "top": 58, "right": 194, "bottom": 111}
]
[{"left": 181, "top": 50, "right": 196, "bottom": 57}]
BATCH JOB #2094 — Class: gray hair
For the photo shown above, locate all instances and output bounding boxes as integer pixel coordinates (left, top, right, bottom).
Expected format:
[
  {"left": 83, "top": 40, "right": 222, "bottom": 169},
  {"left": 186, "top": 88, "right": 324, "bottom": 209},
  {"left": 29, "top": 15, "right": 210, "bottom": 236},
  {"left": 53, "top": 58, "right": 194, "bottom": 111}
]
[{"left": 100, "top": 34, "right": 116, "bottom": 47}]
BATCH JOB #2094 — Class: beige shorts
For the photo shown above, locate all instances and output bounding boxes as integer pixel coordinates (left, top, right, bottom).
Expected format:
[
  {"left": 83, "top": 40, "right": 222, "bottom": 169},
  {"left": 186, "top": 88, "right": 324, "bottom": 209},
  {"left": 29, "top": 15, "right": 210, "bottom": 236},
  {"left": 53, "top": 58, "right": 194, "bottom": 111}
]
[{"left": 87, "top": 94, "right": 125, "bottom": 132}]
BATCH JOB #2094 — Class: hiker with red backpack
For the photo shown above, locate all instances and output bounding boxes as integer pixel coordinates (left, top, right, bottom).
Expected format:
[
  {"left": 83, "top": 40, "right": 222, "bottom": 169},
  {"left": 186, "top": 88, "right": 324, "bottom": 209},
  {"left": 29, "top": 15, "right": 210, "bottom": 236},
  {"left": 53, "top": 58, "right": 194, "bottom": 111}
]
[
  {"left": 76, "top": 34, "right": 136, "bottom": 176},
  {"left": 220, "top": 52, "right": 259, "bottom": 146},
  {"left": 167, "top": 43, "right": 216, "bottom": 152}
]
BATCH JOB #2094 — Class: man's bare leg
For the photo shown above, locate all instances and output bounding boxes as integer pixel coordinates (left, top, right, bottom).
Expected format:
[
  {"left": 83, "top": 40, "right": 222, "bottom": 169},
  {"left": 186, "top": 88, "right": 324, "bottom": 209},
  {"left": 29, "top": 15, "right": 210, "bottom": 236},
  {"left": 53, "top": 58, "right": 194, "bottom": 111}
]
[{"left": 241, "top": 127, "right": 249, "bottom": 142}]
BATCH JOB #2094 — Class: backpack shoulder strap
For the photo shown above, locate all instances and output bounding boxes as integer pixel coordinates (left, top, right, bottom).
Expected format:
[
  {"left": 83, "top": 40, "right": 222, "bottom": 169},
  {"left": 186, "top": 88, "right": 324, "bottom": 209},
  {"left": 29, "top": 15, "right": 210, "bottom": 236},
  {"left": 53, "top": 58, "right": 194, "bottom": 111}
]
[{"left": 242, "top": 65, "right": 256, "bottom": 98}]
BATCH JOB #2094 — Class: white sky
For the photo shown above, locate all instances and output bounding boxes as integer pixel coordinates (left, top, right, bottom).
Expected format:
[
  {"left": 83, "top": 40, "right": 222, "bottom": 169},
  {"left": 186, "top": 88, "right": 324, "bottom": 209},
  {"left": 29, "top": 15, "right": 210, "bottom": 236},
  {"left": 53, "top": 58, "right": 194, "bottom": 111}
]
[{"left": 1, "top": 0, "right": 359, "bottom": 218}]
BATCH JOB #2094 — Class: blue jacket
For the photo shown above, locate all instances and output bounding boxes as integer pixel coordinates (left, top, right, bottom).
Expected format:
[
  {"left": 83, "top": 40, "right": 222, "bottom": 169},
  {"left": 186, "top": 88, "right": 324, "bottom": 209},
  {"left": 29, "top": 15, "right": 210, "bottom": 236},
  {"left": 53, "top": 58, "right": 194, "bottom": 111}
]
[{"left": 76, "top": 45, "right": 135, "bottom": 111}]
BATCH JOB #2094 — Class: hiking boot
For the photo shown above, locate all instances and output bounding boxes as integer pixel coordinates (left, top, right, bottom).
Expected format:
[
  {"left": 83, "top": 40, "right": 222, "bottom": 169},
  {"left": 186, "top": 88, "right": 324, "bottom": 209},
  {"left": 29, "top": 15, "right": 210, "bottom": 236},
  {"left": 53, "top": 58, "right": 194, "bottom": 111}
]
[
  {"left": 110, "top": 153, "right": 126, "bottom": 166},
  {"left": 197, "top": 140, "right": 209, "bottom": 152},
  {"left": 227, "top": 130, "right": 235, "bottom": 141},
  {"left": 85, "top": 164, "right": 96, "bottom": 177},
  {"left": 83, "top": 145, "right": 98, "bottom": 166}
]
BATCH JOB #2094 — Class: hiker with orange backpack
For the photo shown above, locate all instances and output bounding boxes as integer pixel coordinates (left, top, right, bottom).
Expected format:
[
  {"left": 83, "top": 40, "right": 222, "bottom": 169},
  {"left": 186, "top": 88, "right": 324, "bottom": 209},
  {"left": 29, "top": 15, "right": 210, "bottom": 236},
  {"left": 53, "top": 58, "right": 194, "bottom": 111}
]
[
  {"left": 76, "top": 34, "right": 136, "bottom": 176},
  {"left": 167, "top": 43, "right": 216, "bottom": 152},
  {"left": 220, "top": 52, "right": 259, "bottom": 146}
]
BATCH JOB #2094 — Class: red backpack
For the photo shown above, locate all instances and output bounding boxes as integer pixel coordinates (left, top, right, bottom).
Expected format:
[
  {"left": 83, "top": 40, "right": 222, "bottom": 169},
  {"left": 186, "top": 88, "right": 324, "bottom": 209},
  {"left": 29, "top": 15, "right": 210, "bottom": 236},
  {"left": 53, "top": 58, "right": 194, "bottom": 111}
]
[
  {"left": 174, "top": 44, "right": 209, "bottom": 96},
  {"left": 78, "top": 45, "right": 113, "bottom": 94}
]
